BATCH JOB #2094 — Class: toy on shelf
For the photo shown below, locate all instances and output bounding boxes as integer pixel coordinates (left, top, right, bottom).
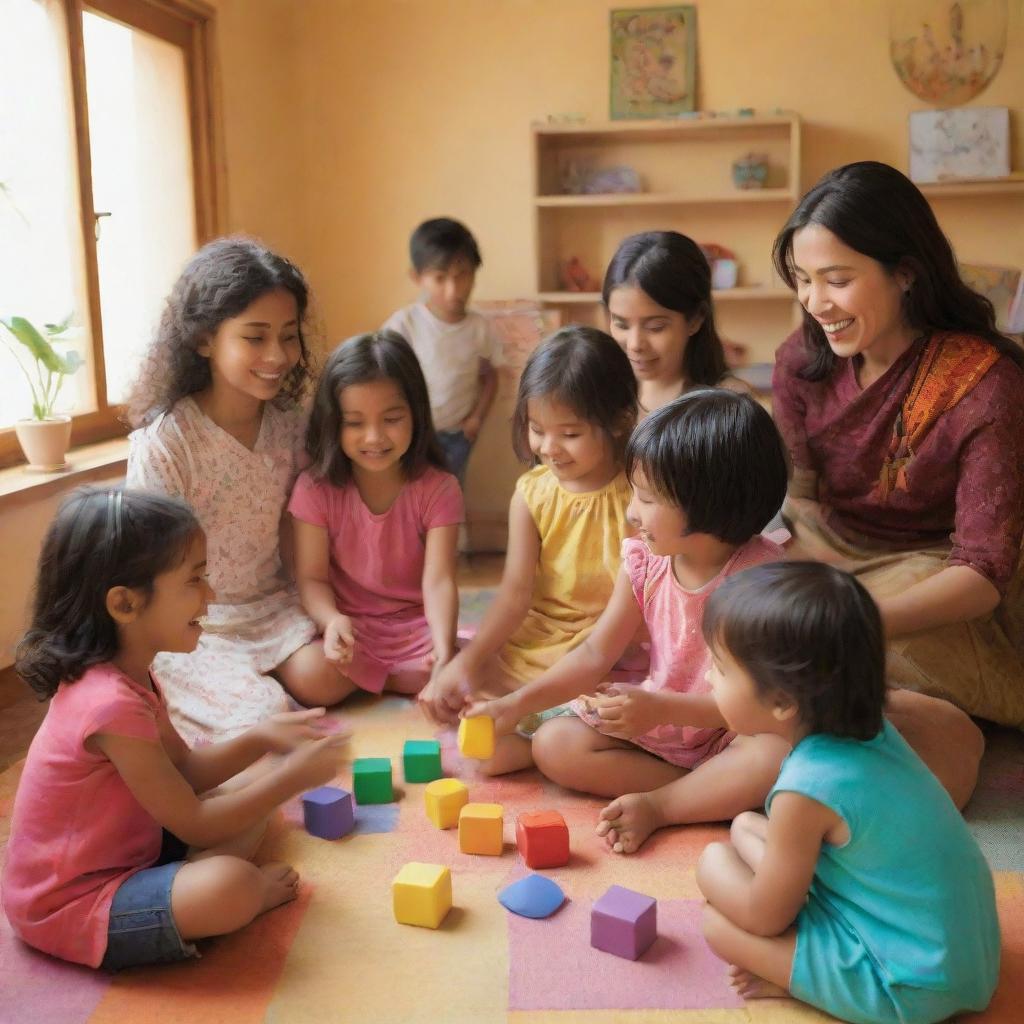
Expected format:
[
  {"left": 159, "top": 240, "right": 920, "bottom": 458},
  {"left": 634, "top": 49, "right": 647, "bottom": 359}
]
[
  {"left": 458, "top": 715, "right": 495, "bottom": 760},
  {"left": 498, "top": 874, "right": 566, "bottom": 919},
  {"left": 392, "top": 862, "right": 453, "bottom": 929},
  {"left": 403, "top": 739, "right": 443, "bottom": 783},
  {"left": 559, "top": 257, "right": 601, "bottom": 293},
  {"left": 591, "top": 885, "right": 658, "bottom": 960},
  {"left": 732, "top": 152, "right": 769, "bottom": 189},
  {"left": 561, "top": 160, "right": 642, "bottom": 196},
  {"left": 459, "top": 802, "right": 504, "bottom": 855},
  {"left": 424, "top": 777, "right": 469, "bottom": 828},
  {"left": 353, "top": 757, "right": 393, "bottom": 804},
  {"left": 301, "top": 786, "right": 354, "bottom": 840},
  {"left": 516, "top": 810, "right": 570, "bottom": 869},
  {"left": 700, "top": 242, "right": 740, "bottom": 290}
]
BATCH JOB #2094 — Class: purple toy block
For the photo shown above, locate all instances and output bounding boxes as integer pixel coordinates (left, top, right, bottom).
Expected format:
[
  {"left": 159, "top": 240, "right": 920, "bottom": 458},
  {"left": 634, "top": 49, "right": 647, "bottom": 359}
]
[
  {"left": 590, "top": 884, "right": 657, "bottom": 960},
  {"left": 302, "top": 785, "right": 355, "bottom": 840}
]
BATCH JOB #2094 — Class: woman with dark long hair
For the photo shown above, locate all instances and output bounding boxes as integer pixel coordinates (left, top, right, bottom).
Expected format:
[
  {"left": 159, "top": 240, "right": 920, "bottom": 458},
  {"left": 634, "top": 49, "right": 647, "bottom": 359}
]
[{"left": 771, "top": 161, "right": 1024, "bottom": 744}]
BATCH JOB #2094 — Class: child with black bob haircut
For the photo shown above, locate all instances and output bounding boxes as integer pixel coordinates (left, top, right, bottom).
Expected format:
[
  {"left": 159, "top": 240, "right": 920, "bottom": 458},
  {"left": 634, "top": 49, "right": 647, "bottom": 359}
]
[
  {"left": 3, "top": 488, "right": 347, "bottom": 970},
  {"left": 382, "top": 216, "right": 503, "bottom": 485},
  {"left": 697, "top": 561, "right": 999, "bottom": 1024},
  {"left": 466, "top": 389, "right": 791, "bottom": 850}
]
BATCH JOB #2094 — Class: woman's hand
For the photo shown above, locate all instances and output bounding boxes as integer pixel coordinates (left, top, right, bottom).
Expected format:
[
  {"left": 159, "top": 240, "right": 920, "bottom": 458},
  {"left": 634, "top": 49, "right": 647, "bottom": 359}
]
[
  {"left": 324, "top": 614, "right": 355, "bottom": 666},
  {"left": 592, "top": 685, "right": 663, "bottom": 739}
]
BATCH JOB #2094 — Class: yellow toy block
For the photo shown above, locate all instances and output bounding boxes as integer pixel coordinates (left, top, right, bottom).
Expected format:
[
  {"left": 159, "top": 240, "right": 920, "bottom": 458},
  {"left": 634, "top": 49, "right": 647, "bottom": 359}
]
[
  {"left": 424, "top": 777, "right": 469, "bottom": 829},
  {"left": 392, "top": 862, "right": 452, "bottom": 929},
  {"left": 458, "top": 802, "right": 504, "bottom": 856},
  {"left": 458, "top": 715, "right": 495, "bottom": 759}
]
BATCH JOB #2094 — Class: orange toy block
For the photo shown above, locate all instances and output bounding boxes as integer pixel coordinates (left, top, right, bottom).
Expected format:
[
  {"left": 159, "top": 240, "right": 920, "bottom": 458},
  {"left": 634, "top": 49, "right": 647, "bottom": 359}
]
[
  {"left": 458, "top": 802, "right": 504, "bottom": 855},
  {"left": 516, "top": 810, "right": 570, "bottom": 868}
]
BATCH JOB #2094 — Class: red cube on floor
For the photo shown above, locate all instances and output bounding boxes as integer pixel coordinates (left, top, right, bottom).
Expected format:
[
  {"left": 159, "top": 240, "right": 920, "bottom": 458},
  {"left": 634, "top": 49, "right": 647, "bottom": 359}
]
[{"left": 516, "top": 810, "right": 570, "bottom": 869}]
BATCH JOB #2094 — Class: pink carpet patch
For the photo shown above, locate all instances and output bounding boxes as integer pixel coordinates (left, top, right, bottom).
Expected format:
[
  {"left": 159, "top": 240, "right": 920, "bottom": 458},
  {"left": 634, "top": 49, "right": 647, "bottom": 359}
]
[{"left": 507, "top": 897, "right": 743, "bottom": 1011}]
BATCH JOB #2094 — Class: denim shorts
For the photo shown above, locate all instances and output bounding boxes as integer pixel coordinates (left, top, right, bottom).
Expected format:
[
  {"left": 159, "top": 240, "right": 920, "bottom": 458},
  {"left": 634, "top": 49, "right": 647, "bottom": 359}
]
[{"left": 101, "top": 831, "right": 198, "bottom": 971}]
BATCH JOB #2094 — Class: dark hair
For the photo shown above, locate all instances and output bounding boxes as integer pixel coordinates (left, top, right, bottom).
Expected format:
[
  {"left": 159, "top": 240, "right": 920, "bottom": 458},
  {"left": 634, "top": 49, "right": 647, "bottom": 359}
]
[
  {"left": 305, "top": 330, "right": 446, "bottom": 486},
  {"left": 124, "top": 236, "right": 314, "bottom": 428},
  {"left": 15, "top": 488, "right": 201, "bottom": 699},
  {"left": 602, "top": 231, "right": 729, "bottom": 387},
  {"left": 772, "top": 161, "right": 1024, "bottom": 381},
  {"left": 625, "top": 389, "right": 788, "bottom": 544},
  {"left": 410, "top": 217, "right": 482, "bottom": 273},
  {"left": 703, "top": 561, "right": 886, "bottom": 740},
  {"left": 511, "top": 325, "right": 638, "bottom": 463}
]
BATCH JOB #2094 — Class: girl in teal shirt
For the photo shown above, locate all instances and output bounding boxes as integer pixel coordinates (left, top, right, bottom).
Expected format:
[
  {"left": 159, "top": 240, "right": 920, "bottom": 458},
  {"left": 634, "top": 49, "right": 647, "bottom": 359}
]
[{"left": 696, "top": 560, "right": 999, "bottom": 1024}]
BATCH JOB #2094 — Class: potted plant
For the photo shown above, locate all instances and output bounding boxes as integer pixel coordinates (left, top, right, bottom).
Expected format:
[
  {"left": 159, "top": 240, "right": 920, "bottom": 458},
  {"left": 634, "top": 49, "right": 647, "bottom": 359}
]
[{"left": 1, "top": 314, "right": 83, "bottom": 470}]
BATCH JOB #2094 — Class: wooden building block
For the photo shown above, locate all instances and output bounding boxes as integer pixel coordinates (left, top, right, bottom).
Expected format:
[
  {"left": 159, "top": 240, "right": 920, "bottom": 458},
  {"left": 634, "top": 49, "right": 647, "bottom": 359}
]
[
  {"left": 302, "top": 786, "right": 355, "bottom": 840},
  {"left": 403, "top": 739, "right": 443, "bottom": 783},
  {"left": 516, "top": 810, "right": 569, "bottom": 868},
  {"left": 457, "top": 715, "right": 495, "bottom": 759},
  {"left": 392, "top": 862, "right": 452, "bottom": 929},
  {"left": 424, "top": 777, "right": 469, "bottom": 829},
  {"left": 353, "top": 757, "right": 393, "bottom": 804},
  {"left": 458, "top": 802, "right": 504, "bottom": 855}
]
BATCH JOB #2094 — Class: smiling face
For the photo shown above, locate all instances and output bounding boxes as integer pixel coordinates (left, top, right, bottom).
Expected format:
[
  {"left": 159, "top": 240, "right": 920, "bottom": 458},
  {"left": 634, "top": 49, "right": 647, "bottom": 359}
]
[
  {"left": 338, "top": 377, "right": 413, "bottom": 478},
  {"left": 199, "top": 288, "right": 301, "bottom": 406},
  {"left": 625, "top": 466, "right": 690, "bottom": 556},
  {"left": 413, "top": 257, "right": 476, "bottom": 323},
  {"left": 706, "top": 640, "right": 787, "bottom": 738},
  {"left": 129, "top": 532, "right": 212, "bottom": 657},
  {"left": 607, "top": 285, "right": 701, "bottom": 385},
  {"left": 790, "top": 224, "right": 916, "bottom": 364},
  {"left": 526, "top": 396, "right": 615, "bottom": 492}
]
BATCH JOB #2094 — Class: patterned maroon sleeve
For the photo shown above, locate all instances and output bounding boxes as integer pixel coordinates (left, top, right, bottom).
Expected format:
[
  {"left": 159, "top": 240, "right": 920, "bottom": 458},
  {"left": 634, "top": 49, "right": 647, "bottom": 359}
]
[
  {"left": 771, "top": 331, "right": 814, "bottom": 473},
  {"left": 948, "top": 359, "right": 1024, "bottom": 594}
]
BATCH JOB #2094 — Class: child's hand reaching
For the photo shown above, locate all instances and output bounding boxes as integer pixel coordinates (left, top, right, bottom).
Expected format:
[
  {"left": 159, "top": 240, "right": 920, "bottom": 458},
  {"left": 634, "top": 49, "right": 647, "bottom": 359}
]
[
  {"left": 419, "top": 652, "right": 477, "bottom": 725},
  {"left": 324, "top": 614, "right": 355, "bottom": 667},
  {"left": 592, "top": 685, "right": 663, "bottom": 740},
  {"left": 463, "top": 693, "right": 521, "bottom": 737},
  {"left": 255, "top": 707, "right": 349, "bottom": 755},
  {"left": 284, "top": 733, "right": 350, "bottom": 791}
]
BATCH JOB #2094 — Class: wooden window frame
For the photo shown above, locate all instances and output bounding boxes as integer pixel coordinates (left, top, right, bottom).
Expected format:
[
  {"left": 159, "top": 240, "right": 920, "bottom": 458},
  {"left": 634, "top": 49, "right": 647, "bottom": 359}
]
[{"left": 0, "top": 0, "right": 223, "bottom": 468}]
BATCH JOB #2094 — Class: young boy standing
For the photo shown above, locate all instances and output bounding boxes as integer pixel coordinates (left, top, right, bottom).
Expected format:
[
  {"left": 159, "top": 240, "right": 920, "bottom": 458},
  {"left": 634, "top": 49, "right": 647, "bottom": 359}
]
[{"left": 383, "top": 217, "right": 503, "bottom": 486}]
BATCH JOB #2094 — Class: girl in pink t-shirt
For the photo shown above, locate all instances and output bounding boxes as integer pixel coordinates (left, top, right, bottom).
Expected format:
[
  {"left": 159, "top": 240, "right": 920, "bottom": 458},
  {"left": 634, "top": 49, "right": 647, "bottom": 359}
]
[
  {"left": 468, "top": 390, "right": 792, "bottom": 853},
  {"left": 2, "top": 488, "right": 348, "bottom": 970},
  {"left": 288, "top": 331, "right": 463, "bottom": 699}
]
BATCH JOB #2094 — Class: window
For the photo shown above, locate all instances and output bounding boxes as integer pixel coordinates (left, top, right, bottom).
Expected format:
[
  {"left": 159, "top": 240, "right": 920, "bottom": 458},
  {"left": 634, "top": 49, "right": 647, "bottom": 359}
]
[{"left": 0, "top": 0, "right": 220, "bottom": 466}]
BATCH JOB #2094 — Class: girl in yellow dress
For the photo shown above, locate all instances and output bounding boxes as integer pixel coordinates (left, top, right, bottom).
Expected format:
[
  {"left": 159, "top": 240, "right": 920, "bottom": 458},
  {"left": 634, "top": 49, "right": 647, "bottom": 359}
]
[{"left": 420, "top": 326, "right": 643, "bottom": 772}]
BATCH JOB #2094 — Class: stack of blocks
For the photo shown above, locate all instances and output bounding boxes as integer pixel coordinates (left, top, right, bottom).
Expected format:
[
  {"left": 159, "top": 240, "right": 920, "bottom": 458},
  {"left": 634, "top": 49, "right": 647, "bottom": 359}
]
[
  {"left": 425, "top": 778, "right": 469, "bottom": 828},
  {"left": 458, "top": 802, "right": 504, "bottom": 855},
  {"left": 591, "top": 885, "right": 658, "bottom": 960},
  {"left": 403, "top": 739, "right": 443, "bottom": 783},
  {"left": 392, "top": 862, "right": 452, "bottom": 929},
  {"left": 353, "top": 757, "right": 393, "bottom": 804},
  {"left": 516, "top": 810, "right": 570, "bottom": 868},
  {"left": 301, "top": 786, "right": 354, "bottom": 840}
]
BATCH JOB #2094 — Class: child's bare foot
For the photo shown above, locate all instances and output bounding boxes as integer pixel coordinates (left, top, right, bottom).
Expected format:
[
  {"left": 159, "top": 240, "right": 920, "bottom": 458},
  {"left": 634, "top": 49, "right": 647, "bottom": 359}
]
[
  {"left": 258, "top": 862, "right": 300, "bottom": 913},
  {"left": 595, "top": 792, "right": 663, "bottom": 854},
  {"left": 727, "top": 964, "right": 788, "bottom": 999}
]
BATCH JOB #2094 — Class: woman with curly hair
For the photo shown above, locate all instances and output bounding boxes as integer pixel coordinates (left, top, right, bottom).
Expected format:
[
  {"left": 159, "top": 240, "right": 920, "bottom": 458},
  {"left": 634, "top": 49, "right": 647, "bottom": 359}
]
[{"left": 125, "top": 237, "right": 350, "bottom": 742}]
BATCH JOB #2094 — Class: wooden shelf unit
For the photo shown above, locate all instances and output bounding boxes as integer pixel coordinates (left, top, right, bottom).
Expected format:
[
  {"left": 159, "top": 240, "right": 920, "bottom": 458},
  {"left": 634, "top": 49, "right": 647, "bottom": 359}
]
[
  {"left": 918, "top": 173, "right": 1024, "bottom": 199},
  {"left": 531, "top": 113, "right": 802, "bottom": 363}
]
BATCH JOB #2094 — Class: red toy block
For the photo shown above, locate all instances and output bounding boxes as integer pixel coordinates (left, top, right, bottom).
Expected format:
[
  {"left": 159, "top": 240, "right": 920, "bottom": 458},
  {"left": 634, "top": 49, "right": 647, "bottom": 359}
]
[{"left": 516, "top": 810, "right": 569, "bottom": 869}]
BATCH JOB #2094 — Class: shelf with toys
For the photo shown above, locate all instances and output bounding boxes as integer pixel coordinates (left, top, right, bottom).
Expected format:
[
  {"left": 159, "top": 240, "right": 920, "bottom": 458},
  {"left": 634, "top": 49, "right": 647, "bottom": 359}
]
[{"left": 531, "top": 112, "right": 802, "bottom": 365}]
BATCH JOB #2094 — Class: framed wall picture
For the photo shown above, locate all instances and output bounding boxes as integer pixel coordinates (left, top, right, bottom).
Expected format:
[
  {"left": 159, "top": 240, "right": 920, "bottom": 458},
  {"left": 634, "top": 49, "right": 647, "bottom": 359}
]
[
  {"left": 908, "top": 106, "right": 1010, "bottom": 182},
  {"left": 610, "top": 6, "right": 697, "bottom": 120}
]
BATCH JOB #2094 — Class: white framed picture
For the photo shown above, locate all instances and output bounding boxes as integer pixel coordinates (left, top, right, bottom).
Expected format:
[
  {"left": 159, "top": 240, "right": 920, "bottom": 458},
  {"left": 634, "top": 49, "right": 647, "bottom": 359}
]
[{"left": 908, "top": 106, "right": 1010, "bottom": 183}]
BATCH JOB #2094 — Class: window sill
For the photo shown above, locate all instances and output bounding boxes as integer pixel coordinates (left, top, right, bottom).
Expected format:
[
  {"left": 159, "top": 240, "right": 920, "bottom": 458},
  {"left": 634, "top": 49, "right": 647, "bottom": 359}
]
[{"left": 0, "top": 437, "right": 129, "bottom": 510}]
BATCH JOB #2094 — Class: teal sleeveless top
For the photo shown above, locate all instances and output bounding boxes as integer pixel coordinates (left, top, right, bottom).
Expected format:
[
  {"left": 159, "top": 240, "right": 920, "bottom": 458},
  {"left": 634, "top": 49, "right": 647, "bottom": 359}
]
[{"left": 768, "top": 720, "right": 999, "bottom": 1024}]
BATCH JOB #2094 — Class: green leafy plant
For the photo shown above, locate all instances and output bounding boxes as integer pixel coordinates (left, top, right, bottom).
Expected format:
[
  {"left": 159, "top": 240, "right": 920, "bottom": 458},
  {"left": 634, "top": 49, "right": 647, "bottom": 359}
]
[{"left": 1, "top": 315, "right": 83, "bottom": 420}]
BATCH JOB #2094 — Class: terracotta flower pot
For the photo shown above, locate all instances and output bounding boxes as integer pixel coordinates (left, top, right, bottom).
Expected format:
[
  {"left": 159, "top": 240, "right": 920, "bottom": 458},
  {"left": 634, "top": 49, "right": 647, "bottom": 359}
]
[{"left": 14, "top": 416, "right": 73, "bottom": 471}]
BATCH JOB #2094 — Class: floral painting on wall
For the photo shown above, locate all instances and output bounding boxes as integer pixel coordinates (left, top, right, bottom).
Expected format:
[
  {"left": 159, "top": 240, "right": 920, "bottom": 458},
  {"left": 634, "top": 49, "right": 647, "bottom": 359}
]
[
  {"left": 890, "top": 0, "right": 1007, "bottom": 105},
  {"left": 610, "top": 6, "right": 696, "bottom": 120}
]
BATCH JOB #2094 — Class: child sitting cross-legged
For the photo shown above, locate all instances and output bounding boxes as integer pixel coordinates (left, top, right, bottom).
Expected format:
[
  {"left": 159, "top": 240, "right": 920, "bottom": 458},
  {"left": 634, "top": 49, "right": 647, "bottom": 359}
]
[
  {"left": 1, "top": 488, "right": 348, "bottom": 970},
  {"left": 466, "top": 389, "right": 792, "bottom": 851},
  {"left": 696, "top": 561, "right": 999, "bottom": 1024}
]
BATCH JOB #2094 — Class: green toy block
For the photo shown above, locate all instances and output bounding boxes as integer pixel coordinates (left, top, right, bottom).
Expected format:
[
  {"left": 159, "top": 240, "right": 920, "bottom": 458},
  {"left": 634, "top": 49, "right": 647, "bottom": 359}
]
[
  {"left": 353, "top": 757, "right": 393, "bottom": 804},
  {"left": 403, "top": 739, "right": 443, "bottom": 783}
]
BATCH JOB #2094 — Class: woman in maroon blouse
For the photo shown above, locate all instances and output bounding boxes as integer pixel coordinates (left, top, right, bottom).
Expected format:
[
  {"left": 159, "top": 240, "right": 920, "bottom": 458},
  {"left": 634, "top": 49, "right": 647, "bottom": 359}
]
[{"left": 772, "top": 162, "right": 1024, "bottom": 776}]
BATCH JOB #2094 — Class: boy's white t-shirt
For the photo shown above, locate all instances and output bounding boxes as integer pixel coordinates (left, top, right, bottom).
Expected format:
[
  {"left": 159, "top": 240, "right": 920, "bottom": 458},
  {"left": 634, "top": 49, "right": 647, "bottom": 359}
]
[{"left": 382, "top": 302, "right": 504, "bottom": 432}]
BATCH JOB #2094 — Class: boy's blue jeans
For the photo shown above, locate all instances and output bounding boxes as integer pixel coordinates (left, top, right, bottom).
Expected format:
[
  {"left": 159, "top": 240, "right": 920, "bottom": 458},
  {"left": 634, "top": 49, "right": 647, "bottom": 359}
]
[{"left": 437, "top": 429, "right": 473, "bottom": 486}]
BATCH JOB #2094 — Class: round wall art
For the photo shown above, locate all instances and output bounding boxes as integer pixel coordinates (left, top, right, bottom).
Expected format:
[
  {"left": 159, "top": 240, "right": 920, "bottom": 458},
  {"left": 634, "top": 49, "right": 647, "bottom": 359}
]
[{"left": 890, "top": 0, "right": 1008, "bottom": 105}]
